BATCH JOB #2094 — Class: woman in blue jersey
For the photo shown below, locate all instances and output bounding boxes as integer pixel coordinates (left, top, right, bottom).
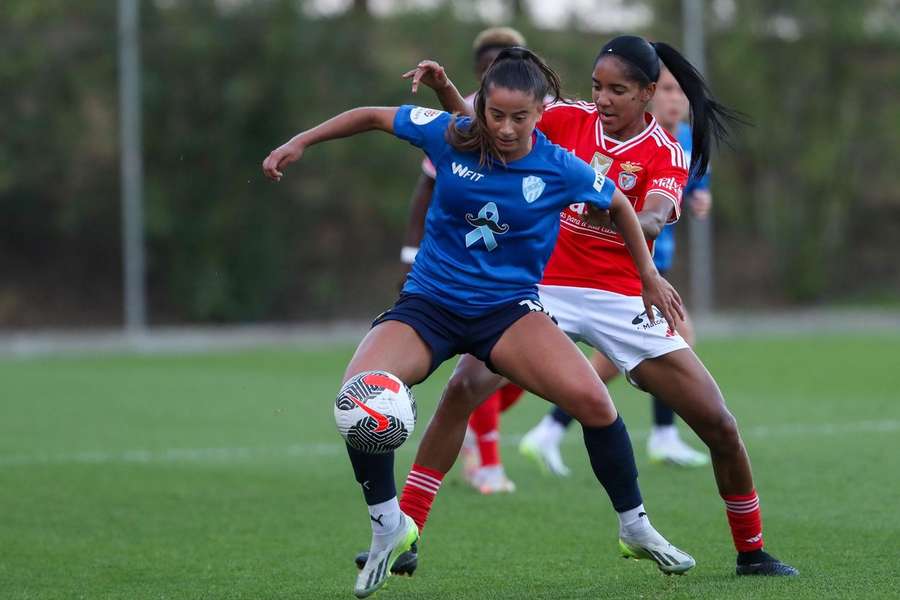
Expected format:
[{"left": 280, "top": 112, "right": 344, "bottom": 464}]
[{"left": 263, "top": 48, "right": 688, "bottom": 597}]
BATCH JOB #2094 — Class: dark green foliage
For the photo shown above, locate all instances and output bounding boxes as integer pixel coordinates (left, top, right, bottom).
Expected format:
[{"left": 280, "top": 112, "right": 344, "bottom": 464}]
[{"left": 1, "top": 1, "right": 897, "bottom": 324}]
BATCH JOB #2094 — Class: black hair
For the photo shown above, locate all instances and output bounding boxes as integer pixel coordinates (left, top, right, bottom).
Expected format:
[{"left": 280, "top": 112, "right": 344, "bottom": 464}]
[
  {"left": 448, "top": 47, "right": 562, "bottom": 167},
  {"left": 595, "top": 35, "right": 746, "bottom": 179}
]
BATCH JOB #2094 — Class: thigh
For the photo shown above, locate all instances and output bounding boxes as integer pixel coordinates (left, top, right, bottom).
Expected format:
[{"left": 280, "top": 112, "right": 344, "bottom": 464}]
[
  {"left": 489, "top": 312, "right": 616, "bottom": 426},
  {"left": 446, "top": 354, "right": 508, "bottom": 405},
  {"left": 576, "top": 288, "right": 690, "bottom": 375},
  {"left": 589, "top": 350, "right": 621, "bottom": 383},
  {"left": 343, "top": 321, "right": 432, "bottom": 386},
  {"left": 629, "top": 347, "right": 727, "bottom": 428}
]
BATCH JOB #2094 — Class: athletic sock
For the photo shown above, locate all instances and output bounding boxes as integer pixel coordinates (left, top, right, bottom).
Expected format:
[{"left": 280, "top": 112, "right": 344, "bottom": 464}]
[
  {"left": 649, "top": 424, "right": 678, "bottom": 444},
  {"left": 651, "top": 395, "right": 675, "bottom": 427},
  {"left": 498, "top": 383, "right": 525, "bottom": 412},
  {"left": 550, "top": 405, "right": 575, "bottom": 427},
  {"left": 367, "top": 497, "right": 402, "bottom": 536},
  {"left": 581, "top": 416, "right": 643, "bottom": 513},
  {"left": 469, "top": 391, "right": 501, "bottom": 467},
  {"left": 723, "top": 490, "right": 764, "bottom": 552},
  {"left": 531, "top": 414, "right": 567, "bottom": 447},
  {"left": 346, "top": 444, "right": 396, "bottom": 505},
  {"left": 399, "top": 464, "right": 444, "bottom": 532},
  {"left": 617, "top": 503, "right": 649, "bottom": 535},
  {"left": 476, "top": 430, "right": 501, "bottom": 467}
]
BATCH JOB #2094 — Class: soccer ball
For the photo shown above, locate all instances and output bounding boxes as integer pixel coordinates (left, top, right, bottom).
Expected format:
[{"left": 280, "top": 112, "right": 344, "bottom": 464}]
[{"left": 334, "top": 370, "right": 417, "bottom": 454}]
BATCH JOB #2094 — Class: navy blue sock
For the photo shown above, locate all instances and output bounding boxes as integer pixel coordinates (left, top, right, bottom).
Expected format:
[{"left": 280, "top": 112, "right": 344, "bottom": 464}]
[
  {"left": 652, "top": 395, "right": 676, "bottom": 426},
  {"left": 582, "top": 416, "right": 642, "bottom": 512},
  {"left": 346, "top": 444, "right": 396, "bottom": 505},
  {"left": 550, "top": 405, "right": 575, "bottom": 427}
]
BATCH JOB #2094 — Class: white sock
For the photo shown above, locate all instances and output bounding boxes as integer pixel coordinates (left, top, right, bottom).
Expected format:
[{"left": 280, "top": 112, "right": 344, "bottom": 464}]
[
  {"left": 537, "top": 415, "right": 567, "bottom": 446},
  {"left": 617, "top": 503, "right": 649, "bottom": 534},
  {"left": 368, "top": 497, "right": 402, "bottom": 537},
  {"left": 650, "top": 424, "right": 678, "bottom": 443},
  {"left": 477, "top": 464, "right": 504, "bottom": 479}
]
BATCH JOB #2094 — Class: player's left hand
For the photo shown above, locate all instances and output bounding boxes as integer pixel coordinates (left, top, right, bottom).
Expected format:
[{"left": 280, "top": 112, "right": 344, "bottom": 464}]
[
  {"left": 402, "top": 60, "right": 450, "bottom": 94},
  {"left": 262, "top": 140, "right": 304, "bottom": 182},
  {"left": 581, "top": 205, "right": 614, "bottom": 229},
  {"left": 640, "top": 272, "right": 684, "bottom": 333}
]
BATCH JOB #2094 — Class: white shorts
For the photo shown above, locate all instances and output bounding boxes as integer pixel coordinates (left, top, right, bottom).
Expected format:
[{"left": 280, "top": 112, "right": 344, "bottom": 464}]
[{"left": 537, "top": 284, "right": 689, "bottom": 376}]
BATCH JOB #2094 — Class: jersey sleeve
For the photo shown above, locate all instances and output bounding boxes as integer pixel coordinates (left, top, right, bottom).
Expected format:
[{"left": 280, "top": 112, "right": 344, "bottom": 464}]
[
  {"left": 393, "top": 105, "right": 453, "bottom": 164},
  {"left": 645, "top": 162, "right": 689, "bottom": 224},
  {"left": 568, "top": 155, "right": 615, "bottom": 210}
]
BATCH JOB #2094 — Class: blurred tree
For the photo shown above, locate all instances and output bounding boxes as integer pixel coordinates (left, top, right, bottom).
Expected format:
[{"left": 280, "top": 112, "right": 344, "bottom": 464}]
[{"left": 0, "top": 0, "right": 897, "bottom": 326}]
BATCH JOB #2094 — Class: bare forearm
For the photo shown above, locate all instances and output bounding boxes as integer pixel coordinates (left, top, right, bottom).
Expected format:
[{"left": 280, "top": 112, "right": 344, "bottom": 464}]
[
  {"left": 403, "top": 174, "right": 434, "bottom": 247},
  {"left": 284, "top": 107, "right": 394, "bottom": 151},
  {"left": 433, "top": 82, "right": 470, "bottom": 116},
  {"left": 637, "top": 210, "right": 667, "bottom": 240}
]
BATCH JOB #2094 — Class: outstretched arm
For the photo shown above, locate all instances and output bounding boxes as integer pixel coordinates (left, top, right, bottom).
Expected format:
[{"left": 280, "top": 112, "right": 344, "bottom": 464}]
[
  {"left": 262, "top": 107, "right": 397, "bottom": 181},
  {"left": 403, "top": 61, "right": 472, "bottom": 117},
  {"left": 602, "top": 189, "right": 685, "bottom": 330}
]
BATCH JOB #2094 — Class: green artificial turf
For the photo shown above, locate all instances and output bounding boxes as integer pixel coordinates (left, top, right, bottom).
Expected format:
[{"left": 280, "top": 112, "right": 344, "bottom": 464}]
[{"left": 1, "top": 334, "right": 898, "bottom": 599}]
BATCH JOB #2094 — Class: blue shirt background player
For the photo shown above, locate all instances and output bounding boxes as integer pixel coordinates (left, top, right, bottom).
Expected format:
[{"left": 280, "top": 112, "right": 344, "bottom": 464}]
[
  {"left": 393, "top": 104, "right": 615, "bottom": 316},
  {"left": 652, "top": 121, "right": 711, "bottom": 273}
]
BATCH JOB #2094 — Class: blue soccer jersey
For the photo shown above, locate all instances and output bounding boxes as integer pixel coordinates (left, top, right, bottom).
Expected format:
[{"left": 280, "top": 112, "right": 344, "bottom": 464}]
[
  {"left": 654, "top": 122, "right": 710, "bottom": 272},
  {"left": 392, "top": 105, "right": 616, "bottom": 317}
]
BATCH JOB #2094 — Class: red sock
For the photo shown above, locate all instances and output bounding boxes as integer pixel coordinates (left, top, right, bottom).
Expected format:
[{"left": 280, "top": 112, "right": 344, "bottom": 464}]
[
  {"left": 399, "top": 464, "right": 444, "bottom": 532},
  {"left": 498, "top": 383, "right": 525, "bottom": 412},
  {"left": 723, "top": 490, "right": 764, "bottom": 552},
  {"left": 469, "top": 391, "right": 501, "bottom": 466}
]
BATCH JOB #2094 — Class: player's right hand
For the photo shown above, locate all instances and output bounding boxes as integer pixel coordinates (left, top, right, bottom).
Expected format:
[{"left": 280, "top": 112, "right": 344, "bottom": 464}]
[
  {"left": 640, "top": 272, "right": 685, "bottom": 333},
  {"left": 262, "top": 141, "right": 304, "bottom": 182},
  {"left": 402, "top": 60, "right": 450, "bottom": 94}
]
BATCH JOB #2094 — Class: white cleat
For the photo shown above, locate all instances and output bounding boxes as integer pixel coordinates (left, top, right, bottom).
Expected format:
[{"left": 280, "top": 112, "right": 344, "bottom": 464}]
[
  {"left": 519, "top": 430, "right": 571, "bottom": 477},
  {"left": 647, "top": 431, "right": 709, "bottom": 468},
  {"left": 470, "top": 465, "right": 516, "bottom": 495},
  {"left": 354, "top": 514, "right": 419, "bottom": 598},
  {"left": 619, "top": 519, "right": 695, "bottom": 575}
]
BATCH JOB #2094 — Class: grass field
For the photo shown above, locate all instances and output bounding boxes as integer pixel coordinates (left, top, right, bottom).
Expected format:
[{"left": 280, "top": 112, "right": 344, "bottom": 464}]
[{"left": 2, "top": 334, "right": 899, "bottom": 599}]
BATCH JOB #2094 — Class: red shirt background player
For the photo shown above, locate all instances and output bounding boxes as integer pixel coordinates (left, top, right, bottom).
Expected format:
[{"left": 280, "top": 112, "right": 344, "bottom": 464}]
[{"left": 538, "top": 101, "right": 686, "bottom": 296}]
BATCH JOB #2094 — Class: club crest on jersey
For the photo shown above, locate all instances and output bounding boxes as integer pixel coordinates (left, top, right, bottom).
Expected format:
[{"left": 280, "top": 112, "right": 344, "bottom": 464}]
[
  {"left": 522, "top": 176, "right": 545, "bottom": 204},
  {"left": 590, "top": 152, "right": 614, "bottom": 177},
  {"left": 617, "top": 162, "right": 642, "bottom": 191},
  {"left": 409, "top": 106, "right": 443, "bottom": 125}
]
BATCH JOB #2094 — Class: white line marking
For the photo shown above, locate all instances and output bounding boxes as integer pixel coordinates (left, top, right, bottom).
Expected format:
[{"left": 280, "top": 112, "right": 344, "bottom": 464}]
[{"left": 1, "top": 419, "right": 897, "bottom": 467}]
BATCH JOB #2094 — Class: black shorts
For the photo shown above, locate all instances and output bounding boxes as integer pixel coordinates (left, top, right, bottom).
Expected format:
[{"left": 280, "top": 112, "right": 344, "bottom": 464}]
[{"left": 372, "top": 294, "right": 553, "bottom": 377}]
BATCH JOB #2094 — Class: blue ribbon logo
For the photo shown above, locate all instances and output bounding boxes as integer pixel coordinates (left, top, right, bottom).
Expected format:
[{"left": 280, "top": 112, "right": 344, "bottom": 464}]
[{"left": 465, "top": 202, "right": 509, "bottom": 251}]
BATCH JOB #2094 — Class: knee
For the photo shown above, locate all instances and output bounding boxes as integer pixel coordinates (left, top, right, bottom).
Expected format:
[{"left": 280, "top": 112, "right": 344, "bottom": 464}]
[
  {"left": 566, "top": 388, "right": 617, "bottom": 428},
  {"left": 443, "top": 372, "right": 490, "bottom": 414},
  {"left": 702, "top": 408, "right": 743, "bottom": 455}
]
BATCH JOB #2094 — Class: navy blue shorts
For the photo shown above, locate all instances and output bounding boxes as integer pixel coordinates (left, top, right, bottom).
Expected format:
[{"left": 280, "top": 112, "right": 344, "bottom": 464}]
[{"left": 372, "top": 294, "right": 553, "bottom": 377}]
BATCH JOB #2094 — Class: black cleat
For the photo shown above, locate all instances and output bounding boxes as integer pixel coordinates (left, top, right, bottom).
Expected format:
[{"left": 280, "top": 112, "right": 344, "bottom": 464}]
[
  {"left": 736, "top": 550, "right": 799, "bottom": 576},
  {"left": 354, "top": 541, "right": 418, "bottom": 576}
]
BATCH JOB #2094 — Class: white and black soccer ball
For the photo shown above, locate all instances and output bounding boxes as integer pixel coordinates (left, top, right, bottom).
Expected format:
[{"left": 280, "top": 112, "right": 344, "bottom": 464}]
[{"left": 334, "top": 371, "right": 416, "bottom": 454}]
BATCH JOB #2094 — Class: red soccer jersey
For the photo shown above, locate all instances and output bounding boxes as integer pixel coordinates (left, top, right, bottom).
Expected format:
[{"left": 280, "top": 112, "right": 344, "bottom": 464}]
[{"left": 537, "top": 100, "right": 688, "bottom": 296}]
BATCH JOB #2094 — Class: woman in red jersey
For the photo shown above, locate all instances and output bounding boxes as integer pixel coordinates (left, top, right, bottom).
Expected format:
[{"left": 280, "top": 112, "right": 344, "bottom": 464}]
[{"left": 390, "top": 35, "right": 798, "bottom": 577}]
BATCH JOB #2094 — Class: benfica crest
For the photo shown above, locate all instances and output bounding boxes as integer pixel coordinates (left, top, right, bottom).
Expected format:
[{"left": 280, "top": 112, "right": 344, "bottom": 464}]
[{"left": 617, "top": 161, "right": 642, "bottom": 191}]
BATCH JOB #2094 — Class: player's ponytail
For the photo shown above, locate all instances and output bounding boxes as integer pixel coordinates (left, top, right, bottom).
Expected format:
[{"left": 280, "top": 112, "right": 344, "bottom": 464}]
[
  {"left": 448, "top": 47, "right": 562, "bottom": 167},
  {"left": 651, "top": 42, "right": 745, "bottom": 179},
  {"left": 596, "top": 35, "right": 745, "bottom": 179}
]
